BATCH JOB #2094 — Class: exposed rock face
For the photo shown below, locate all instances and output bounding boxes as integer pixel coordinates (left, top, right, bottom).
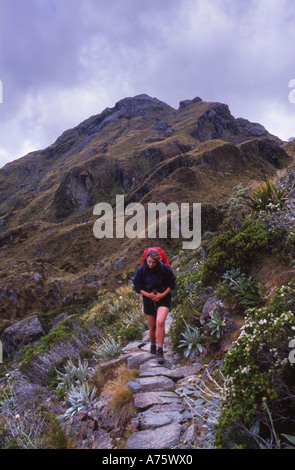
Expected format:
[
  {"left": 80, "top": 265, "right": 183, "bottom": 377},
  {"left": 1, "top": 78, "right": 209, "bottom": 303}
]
[
  {"left": 0, "top": 228, "right": 23, "bottom": 248},
  {"left": 113, "top": 256, "right": 127, "bottom": 271},
  {"left": 189, "top": 102, "right": 273, "bottom": 144},
  {"left": 54, "top": 158, "right": 138, "bottom": 218},
  {"left": 54, "top": 167, "right": 96, "bottom": 218},
  {"left": 239, "top": 138, "right": 289, "bottom": 168},
  {"left": 1, "top": 315, "right": 45, "bottom": 356},
  {"left": 190, "top": 103, "right": 239, "bottom": 142}
]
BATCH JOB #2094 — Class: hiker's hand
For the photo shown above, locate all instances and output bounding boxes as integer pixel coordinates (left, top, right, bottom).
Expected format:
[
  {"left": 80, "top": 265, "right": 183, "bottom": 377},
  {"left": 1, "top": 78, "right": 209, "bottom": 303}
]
[
  {"left": 153, "top": 293, "right": 163, "bottom": 302},
  {"left": 144, "top": 292, "right": 156, "bottom": 300}
]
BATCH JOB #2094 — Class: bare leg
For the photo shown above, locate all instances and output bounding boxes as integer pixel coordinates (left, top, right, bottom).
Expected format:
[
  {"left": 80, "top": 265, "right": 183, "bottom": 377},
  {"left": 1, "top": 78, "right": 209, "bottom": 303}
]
[
  {"left": 156, "top": 306, "right": 169, "bottom": 346},
  {"left": 147, "top": 314, "right": 156, "bottom": 344}
]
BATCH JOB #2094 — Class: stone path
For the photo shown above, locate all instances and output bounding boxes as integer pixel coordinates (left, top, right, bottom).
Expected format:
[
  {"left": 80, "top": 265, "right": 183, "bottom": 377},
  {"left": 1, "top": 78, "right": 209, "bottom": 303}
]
[
  {"left": 61, "top": 313, "right": 221, "bottom": 449},
  {"left": 121, "top": 314, "right": 204, "bottom": 449}
]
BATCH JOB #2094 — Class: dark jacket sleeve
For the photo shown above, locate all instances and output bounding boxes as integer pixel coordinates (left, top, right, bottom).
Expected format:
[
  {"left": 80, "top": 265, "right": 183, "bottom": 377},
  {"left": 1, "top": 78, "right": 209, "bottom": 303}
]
[
  {"left": 132, "top": 266, "right": 144, "bottom": 294},
  {"left": 163, "top": 265, "right": 176, "bottom": 291}
]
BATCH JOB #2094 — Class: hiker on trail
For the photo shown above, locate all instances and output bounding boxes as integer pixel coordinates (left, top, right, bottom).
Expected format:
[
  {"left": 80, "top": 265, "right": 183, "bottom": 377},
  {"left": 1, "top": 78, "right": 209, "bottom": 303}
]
[{"left": 132, "top": 248, "right": 176, "bottom": 364}]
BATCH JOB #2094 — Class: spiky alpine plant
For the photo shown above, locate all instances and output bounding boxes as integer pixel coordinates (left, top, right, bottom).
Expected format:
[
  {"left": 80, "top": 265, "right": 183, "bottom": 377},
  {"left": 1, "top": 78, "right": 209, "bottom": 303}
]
[
  {"left": 91, "top": 335, "right": 123, "bottom": 362},
  {"left": 243, "top": 180, "right": 289, "bottom": 213},
  {"left": 57, "top": 383, "right": 97, "bottom": 424},
  {"left": 56, "top": 357, "right": 94, "bottom": 391},
  {"left": 178, "top": 319, "right": 205, "bottom": 358}
]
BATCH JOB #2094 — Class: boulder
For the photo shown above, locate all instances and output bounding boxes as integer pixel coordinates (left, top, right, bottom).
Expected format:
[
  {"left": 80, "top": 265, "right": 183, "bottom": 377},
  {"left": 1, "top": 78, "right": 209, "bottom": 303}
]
[
  {"left": 1, "top": 315, "right": 45, "bottom": 356},
  {"left": 200, "top": 296, "right": 228, "bottom": 327},
  {"left": 200, "top": 295, "right": 237, "bottom": 339},
  {"left": 48, "top": 312, "right": 69, "bottom": 333}
]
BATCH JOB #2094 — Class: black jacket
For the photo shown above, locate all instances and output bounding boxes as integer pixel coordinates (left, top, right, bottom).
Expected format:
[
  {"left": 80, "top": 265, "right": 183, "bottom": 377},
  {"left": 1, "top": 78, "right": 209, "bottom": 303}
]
[{"left": 133, "top": 259, "right": 176, "bottom": 295}]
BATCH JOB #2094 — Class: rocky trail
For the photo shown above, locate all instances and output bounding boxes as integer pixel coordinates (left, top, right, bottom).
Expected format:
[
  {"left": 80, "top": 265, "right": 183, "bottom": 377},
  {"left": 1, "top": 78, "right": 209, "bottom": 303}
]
[
  {"left": 61, "top": 313, "right": 221, "bottom": 449},
  {"left": 114, "top": 314, "right": 220, "bottom": 450}
]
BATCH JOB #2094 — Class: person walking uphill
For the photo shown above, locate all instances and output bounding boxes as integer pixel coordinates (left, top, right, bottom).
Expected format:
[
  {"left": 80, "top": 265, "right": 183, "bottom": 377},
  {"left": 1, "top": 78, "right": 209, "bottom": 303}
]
[{"left": 133, "top": 249, "right": 176, "bottom": 364}]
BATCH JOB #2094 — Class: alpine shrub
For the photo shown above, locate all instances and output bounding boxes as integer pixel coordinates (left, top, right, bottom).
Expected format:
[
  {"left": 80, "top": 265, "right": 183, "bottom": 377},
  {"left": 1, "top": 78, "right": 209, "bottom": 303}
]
[
  {"left": 200, "top": 219, "right": 269, "bottom": 285},
  {"left": 215, "top": 282, "right": 295, "bottom": 448}
]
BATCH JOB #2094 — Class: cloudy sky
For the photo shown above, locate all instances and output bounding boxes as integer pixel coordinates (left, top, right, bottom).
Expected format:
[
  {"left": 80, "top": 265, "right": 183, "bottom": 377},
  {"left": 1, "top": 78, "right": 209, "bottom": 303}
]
[{"left": 0, "top": 0, "right": 295, "bottom": 168}]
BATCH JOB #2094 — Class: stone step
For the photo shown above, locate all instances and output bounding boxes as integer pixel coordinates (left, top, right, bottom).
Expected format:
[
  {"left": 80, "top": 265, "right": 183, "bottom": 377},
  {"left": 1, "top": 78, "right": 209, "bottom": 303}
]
[
  {"left": 124, "top": 422, "right": 182, "bottom": 450},
  {"left": 128, "top": 375, "right": 175, "bottom": 393},
  {"left": 139, "top": 364, "right": 202, "bottom": 381},
  {"left": 139, "top": 365, "right": 182, "bottom": 380},
  {"left": 134, "top": 406, "right": 192, "bottom": 430},
  {"left": 133, "top": 391, "right": 182, "bottom": 411}
]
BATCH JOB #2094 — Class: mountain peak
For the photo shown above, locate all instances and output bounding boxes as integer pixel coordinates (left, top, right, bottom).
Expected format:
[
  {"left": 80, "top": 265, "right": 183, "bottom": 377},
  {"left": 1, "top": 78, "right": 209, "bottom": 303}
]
[
  {"left": 113, "top": 94, "right": 174, "bottom": 119},
  {"left": 115, "top": 93, "right": 169, "bottom": 106},
  {"left": 179, "top": 97, "right": 203, "bottom": 108}
]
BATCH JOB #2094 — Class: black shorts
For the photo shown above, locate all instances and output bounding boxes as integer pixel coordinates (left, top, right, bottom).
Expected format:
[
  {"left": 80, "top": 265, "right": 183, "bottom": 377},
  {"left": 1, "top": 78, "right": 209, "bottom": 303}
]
[{"left": 143, "top": 293, "right": 171, "bottom": 316}]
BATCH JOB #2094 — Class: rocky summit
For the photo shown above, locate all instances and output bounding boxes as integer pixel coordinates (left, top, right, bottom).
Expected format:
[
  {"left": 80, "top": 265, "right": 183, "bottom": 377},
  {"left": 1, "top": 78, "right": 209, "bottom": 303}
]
[{"left": 0, "top": 94, "right": 293, "bottom": 330}]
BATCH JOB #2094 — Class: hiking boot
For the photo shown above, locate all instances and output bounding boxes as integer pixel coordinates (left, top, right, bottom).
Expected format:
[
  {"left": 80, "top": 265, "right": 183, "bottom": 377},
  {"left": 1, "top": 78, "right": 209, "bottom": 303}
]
[
  {"left": 150, "top": 344, "right": 157, "bottom": 355},
  {"left": 156, "top": 347, "right": 164, "bottom": 364}
]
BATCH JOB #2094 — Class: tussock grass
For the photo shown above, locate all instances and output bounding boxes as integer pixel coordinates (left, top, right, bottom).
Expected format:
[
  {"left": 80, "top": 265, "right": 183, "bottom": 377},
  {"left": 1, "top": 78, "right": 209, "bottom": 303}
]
[{"left": 102, "top": 364, "right": 138, "bottom": 427}]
